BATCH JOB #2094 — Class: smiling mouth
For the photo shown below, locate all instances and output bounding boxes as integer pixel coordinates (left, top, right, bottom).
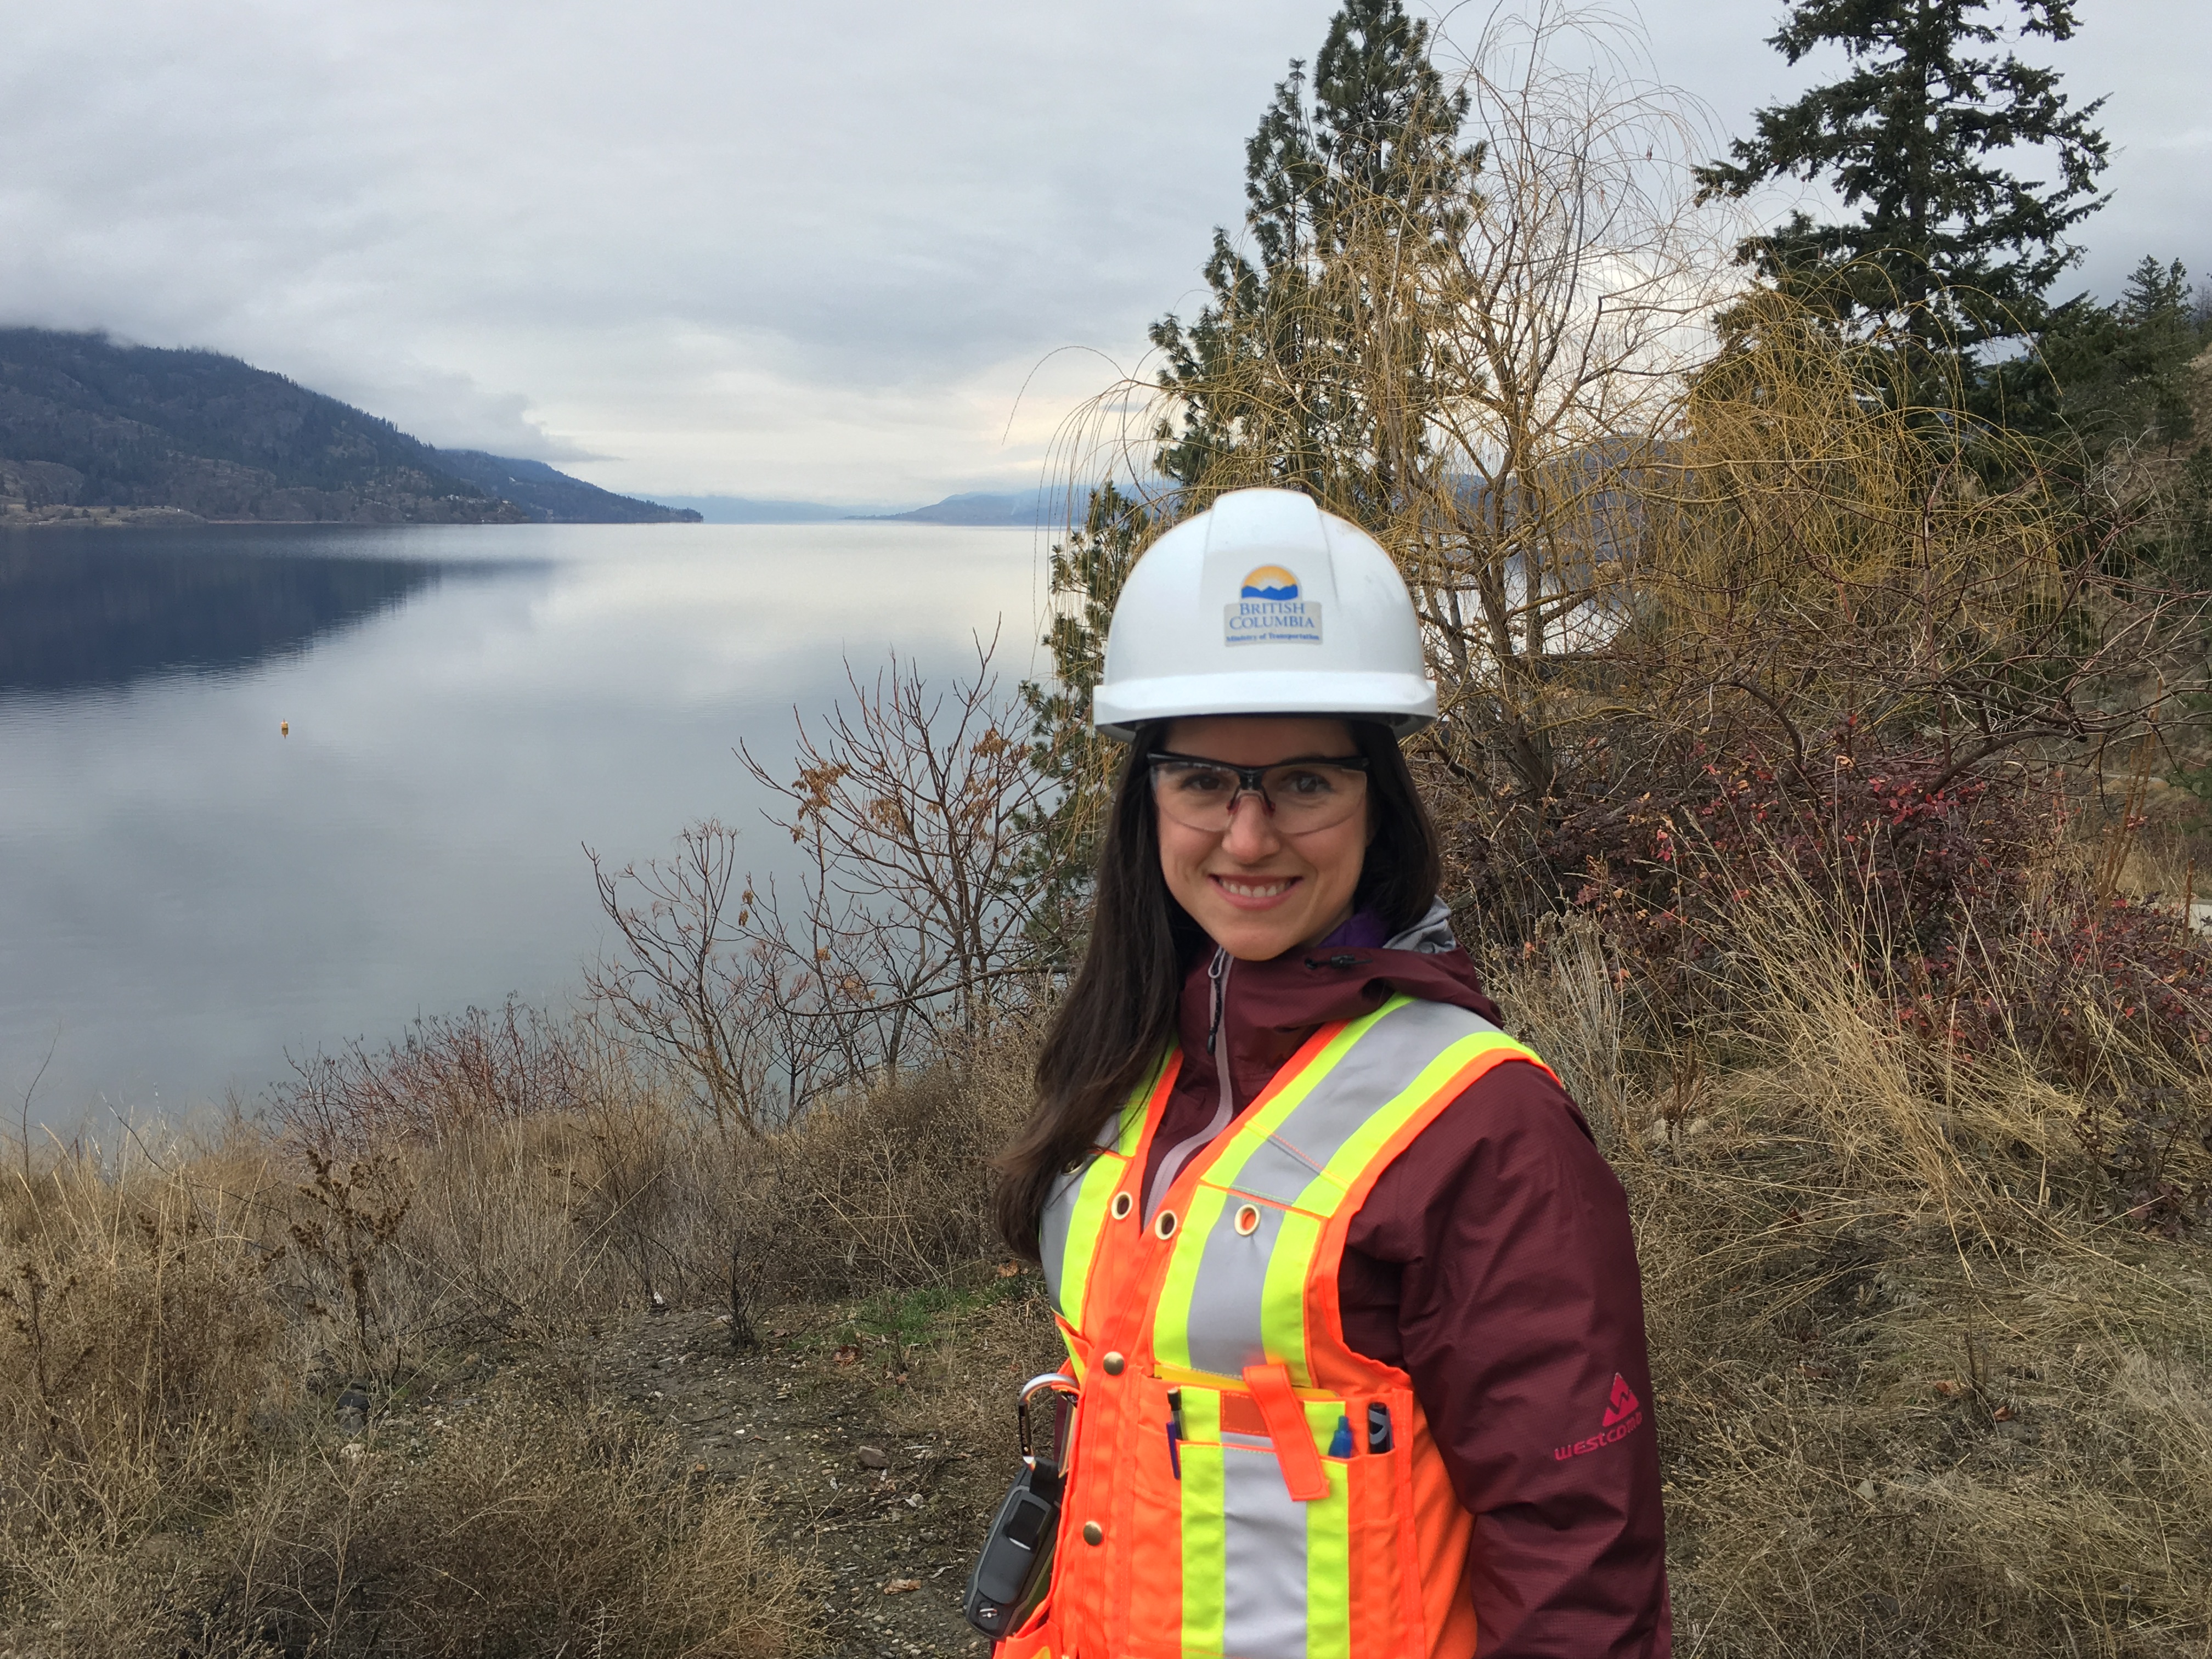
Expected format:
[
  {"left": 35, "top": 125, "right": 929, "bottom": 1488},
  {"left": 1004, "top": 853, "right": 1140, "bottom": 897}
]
[{"left": 1211, "top": 875, "right": 1300, "bottom": 904}]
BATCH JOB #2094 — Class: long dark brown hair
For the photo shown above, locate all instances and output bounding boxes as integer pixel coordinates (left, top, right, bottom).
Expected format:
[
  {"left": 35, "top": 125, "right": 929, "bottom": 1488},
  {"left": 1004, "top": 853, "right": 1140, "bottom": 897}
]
[{"left": 993, "top": 719, "right": 1442, "bottom": 1259}]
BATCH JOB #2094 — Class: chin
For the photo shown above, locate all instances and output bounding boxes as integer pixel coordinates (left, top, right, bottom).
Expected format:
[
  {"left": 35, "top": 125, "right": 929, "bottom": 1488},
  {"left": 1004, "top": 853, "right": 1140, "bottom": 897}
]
[{"left": 1207, "top": 916, "right": 1311, "bottom": 960}]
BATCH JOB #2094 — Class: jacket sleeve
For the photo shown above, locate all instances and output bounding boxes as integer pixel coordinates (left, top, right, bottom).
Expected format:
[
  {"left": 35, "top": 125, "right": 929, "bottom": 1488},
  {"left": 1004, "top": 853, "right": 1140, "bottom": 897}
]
[{"left": 1340, "top": 1061, "right": 1672, "bottom": 1658}]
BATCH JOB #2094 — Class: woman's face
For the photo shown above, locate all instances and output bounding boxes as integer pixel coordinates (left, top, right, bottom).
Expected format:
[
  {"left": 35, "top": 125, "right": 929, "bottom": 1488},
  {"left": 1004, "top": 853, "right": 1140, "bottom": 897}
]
[{"left": 1154, "top": 715, "right": 1371, "bottom": 961}]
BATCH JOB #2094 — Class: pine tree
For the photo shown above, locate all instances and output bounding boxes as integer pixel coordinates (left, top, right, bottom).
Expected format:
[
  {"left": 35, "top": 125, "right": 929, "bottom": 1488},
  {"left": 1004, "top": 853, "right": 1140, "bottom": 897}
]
[
  {"left": 1015, "top": 2, "right": 1483, "bottom": 960},
  {"left": 1015, "top": 482, "right": 1155, "bottom": 966},
  {"left": 1695, "top": 0, "right": 2109, "bottom": 385},
  {"left": 1149, "top": 0, "right": 1478, "bottom": 507},
  {"left": 2026, "top": 257, "right": 2212, "bottom": 582},
  {"left": 2039, "top": 258, "right": 2208, "bottom": 452}
]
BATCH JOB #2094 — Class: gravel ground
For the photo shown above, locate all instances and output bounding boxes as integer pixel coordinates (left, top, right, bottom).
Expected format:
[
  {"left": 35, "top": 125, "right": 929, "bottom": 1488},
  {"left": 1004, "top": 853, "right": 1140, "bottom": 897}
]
[{"left": 529, "top": 1290, "right": 1054, "bottom": 1658}]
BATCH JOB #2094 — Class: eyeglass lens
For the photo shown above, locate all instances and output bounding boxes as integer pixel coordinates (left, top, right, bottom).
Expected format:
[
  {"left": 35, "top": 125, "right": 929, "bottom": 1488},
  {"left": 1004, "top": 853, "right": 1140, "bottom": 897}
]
[{"left": 1150, "top": 759, "right": 1368, "bottom": 832}]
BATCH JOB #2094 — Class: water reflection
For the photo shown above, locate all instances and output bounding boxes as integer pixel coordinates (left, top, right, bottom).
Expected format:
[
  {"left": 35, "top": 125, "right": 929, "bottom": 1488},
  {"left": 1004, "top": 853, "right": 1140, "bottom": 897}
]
[
  {"left": 0, "top": 528, "right": 529, "bottom": 694},
  {"left": 0, "top": 523, "right": 1037, "bottom": 1125}
]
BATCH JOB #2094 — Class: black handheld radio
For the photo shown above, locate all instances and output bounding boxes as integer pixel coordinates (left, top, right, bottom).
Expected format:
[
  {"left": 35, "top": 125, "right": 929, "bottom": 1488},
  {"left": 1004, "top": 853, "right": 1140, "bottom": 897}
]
[{"left": 962, "top": 1373, "right": 1077, "bottom": 1639}]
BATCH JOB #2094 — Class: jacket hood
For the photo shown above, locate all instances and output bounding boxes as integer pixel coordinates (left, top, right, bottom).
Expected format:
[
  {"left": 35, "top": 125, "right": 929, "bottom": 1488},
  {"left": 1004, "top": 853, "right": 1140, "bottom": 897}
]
[{"left": 1176, "top": 900, "right": 1506, "bottom": 1115}]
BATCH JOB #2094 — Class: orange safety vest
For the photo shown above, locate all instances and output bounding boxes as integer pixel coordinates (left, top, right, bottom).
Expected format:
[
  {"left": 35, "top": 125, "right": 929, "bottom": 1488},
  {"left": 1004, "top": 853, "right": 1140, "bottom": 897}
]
[{"left": 1005, "top": 992, "right": 1555, "bottom": 1659}]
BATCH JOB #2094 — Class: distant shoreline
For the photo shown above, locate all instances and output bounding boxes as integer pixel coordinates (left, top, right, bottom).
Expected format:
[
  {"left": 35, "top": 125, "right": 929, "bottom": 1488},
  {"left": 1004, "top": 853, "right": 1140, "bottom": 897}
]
[
  {"left": 0, "top": 506, "right": 1047, "bottom": 531},
  {"left": 0, "top": 505, "right": 712, "bottom": 530}
]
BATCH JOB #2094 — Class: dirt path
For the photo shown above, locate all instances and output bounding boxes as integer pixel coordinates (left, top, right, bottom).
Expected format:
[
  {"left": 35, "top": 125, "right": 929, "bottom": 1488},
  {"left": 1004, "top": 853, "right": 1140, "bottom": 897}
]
[{"left": 518, "top": 1287, "right": 1056, "bottom": 1658}]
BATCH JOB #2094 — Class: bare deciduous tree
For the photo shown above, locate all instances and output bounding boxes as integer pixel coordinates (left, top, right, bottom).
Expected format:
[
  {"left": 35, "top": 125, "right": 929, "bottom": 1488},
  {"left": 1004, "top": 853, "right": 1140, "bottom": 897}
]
[
  {"left": 589, "top": 634, "right": 1057, "bottom": 1125},
  {"left": 1379, "top": 8, "right": 1725, "bottom": 801},
  {"left": 585, "top": 821, "right": 780, "bottom": 1135},
  {"left": 1045, "top": 4, "right": 2208, "bottom": 921}
]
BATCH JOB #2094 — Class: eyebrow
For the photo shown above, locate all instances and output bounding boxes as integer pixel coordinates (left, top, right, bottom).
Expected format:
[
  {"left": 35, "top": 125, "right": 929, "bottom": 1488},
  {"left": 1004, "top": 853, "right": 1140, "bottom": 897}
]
[{"left": 1149, "top": 751, "right": 1368, "bottom": 768}]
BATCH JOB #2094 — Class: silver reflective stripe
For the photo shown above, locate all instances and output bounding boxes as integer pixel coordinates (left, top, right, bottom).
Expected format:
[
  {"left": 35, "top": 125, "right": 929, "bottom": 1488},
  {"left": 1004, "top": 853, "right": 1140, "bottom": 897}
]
[
  {"left": 1037, "top": 1163, "right": 1087, "bottom": 1314},
  {"left": 1223, "top": 1442, "right": 1310, "bottom": 1658},
  {"left": 1223, "top": 1000, "right": 1498, "bottom": 1209},
  {"left": 1251, "top": 1000, "right": 1498, "bottom": 1199},
  {"left": 1165, "top": 998, "right": 1526, "bottom": 1376},
  {"left": 1183, "top": 1199, "right": 1285, "bottom": 1378},
  {"left": 1225, "top": 1132, "right": 1333, "bottom": 1210}
]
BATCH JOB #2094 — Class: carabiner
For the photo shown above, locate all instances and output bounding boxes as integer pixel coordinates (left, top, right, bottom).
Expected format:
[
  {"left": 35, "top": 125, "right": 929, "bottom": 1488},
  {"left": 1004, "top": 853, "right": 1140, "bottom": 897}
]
[{"left": 1017, "top": 1371, "right": 1078, "bottom": 1474}]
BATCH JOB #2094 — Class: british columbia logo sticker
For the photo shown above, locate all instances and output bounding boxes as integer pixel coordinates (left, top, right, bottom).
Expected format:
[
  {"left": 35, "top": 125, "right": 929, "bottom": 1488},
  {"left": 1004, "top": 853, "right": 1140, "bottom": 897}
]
[{"left": 1226, "top": 565, "right": 1323, "bottom": 646}]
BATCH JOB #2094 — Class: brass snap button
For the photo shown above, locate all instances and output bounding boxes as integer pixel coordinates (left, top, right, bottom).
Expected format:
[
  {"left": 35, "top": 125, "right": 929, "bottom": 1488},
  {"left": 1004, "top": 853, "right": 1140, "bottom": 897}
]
[
  {"left": 1110, "top": 1191, "right": 1133, "bottom": 1221},
  {"left": 1154, "top": 1210, "right": 1177, "bottom": 1240},
  {"left": 1082, "top": 1521, "right": 1104, "bottom": 1546},
  {"left": 1101, "top": 1351, "right": 1125, "bottom": 1375},
  {"left": 1234, "top": 1204, "right": 1261, "bottom": 1236}
]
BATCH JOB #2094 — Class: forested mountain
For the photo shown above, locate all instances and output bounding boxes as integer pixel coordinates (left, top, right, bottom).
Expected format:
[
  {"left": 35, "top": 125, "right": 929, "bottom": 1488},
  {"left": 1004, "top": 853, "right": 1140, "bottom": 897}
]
[
  {"left": 0, "top": 330, "right": 695, "bottom": 524},
  {"left": 429, "top": 449, "right": 697, "bottom": 523},
  {"left": 861, "top": 488, "right": 1077, "bottom": 525}
]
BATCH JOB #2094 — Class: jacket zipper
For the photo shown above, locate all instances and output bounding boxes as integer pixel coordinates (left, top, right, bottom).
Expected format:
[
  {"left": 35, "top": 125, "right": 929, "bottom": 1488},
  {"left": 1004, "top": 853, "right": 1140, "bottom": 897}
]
[
  {"left": 1206, "top": 947, "right": 1235, "bottom": 1124},
  {"left": 1144, "top": 950, "right": 1237, "bottom": 1222},
  {"left": 1206, "top": 947, "right": 1229, "bottom": 1053}
]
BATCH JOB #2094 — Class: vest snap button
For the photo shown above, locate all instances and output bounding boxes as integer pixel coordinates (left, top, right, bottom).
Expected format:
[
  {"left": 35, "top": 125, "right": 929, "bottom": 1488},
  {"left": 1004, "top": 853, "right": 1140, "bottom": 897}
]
[
  {"left": 1082, "top": 1521, "right": 1104, "bottom": 1547},
  {"left": 1110, "top": 1190, "right": 1133, "bottom": 1221},
  {"left": 1102, "top": 1351, "right": 1125, "bottom": 1375},
  {"left": 1154, "top": 1210, "right": 1177, "bottom": 1240}
]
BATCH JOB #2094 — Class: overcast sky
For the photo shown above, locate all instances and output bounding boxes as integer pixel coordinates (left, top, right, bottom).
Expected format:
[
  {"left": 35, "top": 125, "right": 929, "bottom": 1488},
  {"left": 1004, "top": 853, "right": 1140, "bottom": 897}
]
[{"left": 2, "top": 1, "right": 2203, "bottom": 506}]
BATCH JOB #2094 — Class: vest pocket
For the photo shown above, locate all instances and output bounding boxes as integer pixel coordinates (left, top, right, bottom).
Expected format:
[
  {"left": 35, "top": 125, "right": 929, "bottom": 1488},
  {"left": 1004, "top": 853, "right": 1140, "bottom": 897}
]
[{"left": 1153, "top": 1381, "right": 1395, "bottom": 1659}]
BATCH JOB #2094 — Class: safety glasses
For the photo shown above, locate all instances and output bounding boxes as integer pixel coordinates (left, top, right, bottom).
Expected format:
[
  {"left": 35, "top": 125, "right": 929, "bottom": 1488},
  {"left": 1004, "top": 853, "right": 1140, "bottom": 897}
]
[{"left": 1147, "top": 751, "right": 1371, "bottom": 834}]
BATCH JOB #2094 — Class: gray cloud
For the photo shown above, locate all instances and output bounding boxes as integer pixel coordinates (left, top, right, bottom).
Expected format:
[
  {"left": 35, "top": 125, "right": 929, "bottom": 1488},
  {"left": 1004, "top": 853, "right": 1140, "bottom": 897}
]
[{"left": 2, "top": 0, "right": 2202, "bottom": 502}]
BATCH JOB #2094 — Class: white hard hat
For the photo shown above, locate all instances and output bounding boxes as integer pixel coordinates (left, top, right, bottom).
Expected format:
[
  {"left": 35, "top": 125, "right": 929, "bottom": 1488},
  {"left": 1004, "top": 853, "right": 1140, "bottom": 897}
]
[{"left": 1091, "top": 487, "right": 1437, "bottom": 742}]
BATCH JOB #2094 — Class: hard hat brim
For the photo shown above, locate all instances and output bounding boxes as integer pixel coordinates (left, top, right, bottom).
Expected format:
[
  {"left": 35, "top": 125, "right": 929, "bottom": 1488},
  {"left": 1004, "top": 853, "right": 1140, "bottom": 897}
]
[{"left": 1092, "top": 670, "right": 1438, "bottom": 744}]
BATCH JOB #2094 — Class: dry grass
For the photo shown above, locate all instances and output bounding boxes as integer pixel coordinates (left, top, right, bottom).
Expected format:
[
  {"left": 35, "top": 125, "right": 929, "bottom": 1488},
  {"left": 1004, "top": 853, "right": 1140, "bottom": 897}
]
[
  {"left": 11, "top": 1381, "right": 805, "bottom": 1659},
  {"left": 208, "top": 1389, "right": 804, "bottom": 1659},
  {"left": 0, "top": 1018, "right": 1042, "bottom": 1656},
  {"left": 6, "top": 872, "right": 2208, "bottom": 1655},
  {"left": 742, "top": 1022, "right": 1037, "bottom": 1302},
  {"left": 1488, "top": 872, "right": 2212, "bottom": 1658}
]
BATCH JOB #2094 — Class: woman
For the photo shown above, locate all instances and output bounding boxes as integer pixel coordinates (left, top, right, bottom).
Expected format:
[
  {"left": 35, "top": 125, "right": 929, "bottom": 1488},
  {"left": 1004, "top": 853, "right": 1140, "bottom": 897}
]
[{"left": 993, "top": 489, "right": 1669, "bottom": 1658}]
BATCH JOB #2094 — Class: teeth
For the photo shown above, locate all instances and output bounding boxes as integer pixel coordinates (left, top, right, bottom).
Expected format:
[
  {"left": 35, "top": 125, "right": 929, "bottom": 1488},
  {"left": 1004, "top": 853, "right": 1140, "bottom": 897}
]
[{"left": 1219, "top": 878, "right": 1291, "bottom": 898}]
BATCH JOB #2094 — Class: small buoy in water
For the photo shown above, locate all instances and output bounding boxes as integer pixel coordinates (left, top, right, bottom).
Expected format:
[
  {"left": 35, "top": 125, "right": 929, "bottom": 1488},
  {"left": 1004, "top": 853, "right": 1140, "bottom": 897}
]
[{"left": 280, "top": 720, "right": 290, "bottom": 736}]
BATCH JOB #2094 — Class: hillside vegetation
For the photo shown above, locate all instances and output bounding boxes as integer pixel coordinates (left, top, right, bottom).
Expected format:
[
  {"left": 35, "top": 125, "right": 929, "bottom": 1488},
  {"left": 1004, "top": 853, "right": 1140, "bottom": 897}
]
[
  {"left": 429, "top": 450, "right": 701, "bottom": 524},
  {"left": 0, "top": 329, "right": 697, "bottom": 526},
  {"left": 5, "top": 814, "right": 2210, "bottom": 1656}
]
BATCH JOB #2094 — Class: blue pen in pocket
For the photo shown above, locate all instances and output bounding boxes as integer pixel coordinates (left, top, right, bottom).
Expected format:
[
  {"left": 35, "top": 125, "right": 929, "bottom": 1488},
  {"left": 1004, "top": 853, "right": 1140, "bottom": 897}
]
[
  {"left": 1327, "top": 1414, "right": 1354, "bottom": 1458},
  {"left": 1165, "top": 1389, "right": 1183, "bottom": 1479}
]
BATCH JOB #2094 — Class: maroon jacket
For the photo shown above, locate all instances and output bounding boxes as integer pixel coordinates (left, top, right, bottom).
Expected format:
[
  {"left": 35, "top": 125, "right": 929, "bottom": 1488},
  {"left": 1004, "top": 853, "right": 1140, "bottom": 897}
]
[{"left": 1139, "top": 912, "right": 1671, "bottom": 1658}]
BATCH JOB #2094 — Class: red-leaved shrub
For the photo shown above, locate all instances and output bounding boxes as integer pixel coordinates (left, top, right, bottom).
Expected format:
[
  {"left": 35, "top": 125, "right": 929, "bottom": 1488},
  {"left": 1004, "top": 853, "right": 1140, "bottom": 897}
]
[{"left": 1463, "top": 727, "right": 2212, "bottom": 1231}]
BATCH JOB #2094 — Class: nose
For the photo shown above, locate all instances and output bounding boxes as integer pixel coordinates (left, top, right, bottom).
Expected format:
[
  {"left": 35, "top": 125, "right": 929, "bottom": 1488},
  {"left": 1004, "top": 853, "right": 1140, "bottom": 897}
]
[{"left": 1220, "top": 791, "right": 1281, "bottom": 859}]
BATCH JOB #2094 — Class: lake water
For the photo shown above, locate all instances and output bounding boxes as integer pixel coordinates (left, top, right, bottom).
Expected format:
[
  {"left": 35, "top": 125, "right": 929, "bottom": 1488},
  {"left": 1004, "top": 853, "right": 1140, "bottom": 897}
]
[{"left": 0, "top": 522, "right": 1043, "bottom": 1127}]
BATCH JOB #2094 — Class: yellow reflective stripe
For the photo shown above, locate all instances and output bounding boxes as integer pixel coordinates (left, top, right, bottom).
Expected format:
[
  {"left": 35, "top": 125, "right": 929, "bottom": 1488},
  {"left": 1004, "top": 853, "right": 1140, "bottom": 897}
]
[
  {"left": 1149, "top": 1361, "right": 1341, "bottom": 1399},
  {"left": 1150, "top": 1181, "right": 1232, "bottom": 1373},
  {"left": 1295, "top": 1397, "right": 1351, "bottom": 1659},
  {"left": 1259, "top": 1206, "right": 1325, "bottom": 1386},
  {"left": 1199, "top": 1003, "right": 1398, "bottom": 1191},
  {"left": 1180, "top": 1390, "right": 1227, "bottom": 1658},
  {"left": 1054, "top": 1052, "right": 1171, "bottom": 1331},
  {"left": 1157, "top": 998, "right": 1409, "bottom": 1384},
  {"left": 1054, "top": 1152, "right": 1125, "bottom": 1333},
  {"left": 1058, "top": 1339, "right": 1088, "bottom": 1389},
  {"left": 1113, "top": 1052, "right": 1164, "bottom": 1156},
  {"left": 1294, "top": 1032, "right": 1538, "bottom": 1216}
]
